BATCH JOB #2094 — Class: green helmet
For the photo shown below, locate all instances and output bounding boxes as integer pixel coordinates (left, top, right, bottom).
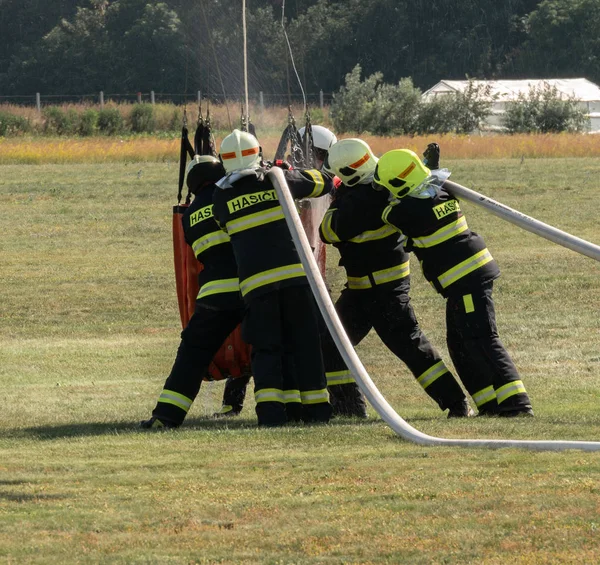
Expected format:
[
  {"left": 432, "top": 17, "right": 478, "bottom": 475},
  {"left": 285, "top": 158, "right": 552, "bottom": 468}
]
[{"left": 373, "top": 149, "right": 431, "bottom": 198}]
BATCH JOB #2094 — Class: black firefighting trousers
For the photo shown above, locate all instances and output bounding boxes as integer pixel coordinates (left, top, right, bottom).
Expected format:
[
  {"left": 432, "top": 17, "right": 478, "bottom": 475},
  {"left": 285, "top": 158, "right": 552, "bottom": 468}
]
[
  {"left": 321, "top": 283, "right": 467, "bottom": 412},
  {"left": 152, "top": 303, "right": 244, "bottom": 425},
  {"left": 242, "top": 285, "right": 332, "bottom": 426},
  {"left": 446, "top": 281, "right": 532, "bottom": 414}
]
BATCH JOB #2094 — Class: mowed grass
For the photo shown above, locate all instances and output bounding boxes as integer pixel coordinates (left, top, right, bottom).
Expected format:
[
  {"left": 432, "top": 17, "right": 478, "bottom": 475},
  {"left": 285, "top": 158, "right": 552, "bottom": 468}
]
[{"left": 1, "top": 157, "right": 600, "bottom": 564}]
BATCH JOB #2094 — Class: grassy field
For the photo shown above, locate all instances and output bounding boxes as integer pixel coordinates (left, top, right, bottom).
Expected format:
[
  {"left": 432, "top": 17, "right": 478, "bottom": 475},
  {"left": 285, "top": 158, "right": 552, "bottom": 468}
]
[{"left": 1, "top": 154, "right": 600, "bottom": 564}]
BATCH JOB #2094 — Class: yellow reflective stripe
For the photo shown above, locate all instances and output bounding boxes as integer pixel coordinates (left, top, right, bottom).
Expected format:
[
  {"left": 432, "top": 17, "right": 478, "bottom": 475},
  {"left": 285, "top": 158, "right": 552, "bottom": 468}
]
[
  {"left": 320, "top": 209, "right": 340, "bottom": 243},
  {"left": 381, "top": 204, "right": 395, "bottom": 225},
  {"left": 255, "top": 388, "right": 284, "bottom": 403},
  {"left": 372, "top": 261, "right": 410, "bottom": 285},
  {"left": 438, "top": 249, "right": 494, "bottom": 289},
  {"left": 304, "top": 169, "right": 325, "bottom": 197},
  {"left": 496, "top": 380, "right": 527, "bottom": 404},
  {"left": 347, "top": 275, "right": 372, "bottom": 290},
  {"left": 240, "top": 264, "right": 305, "bottom": 296},
  {"left": 347, "top": 262, "right": 410, "bottom": 290},
  {"left": 191, "top": 230, "right": 230, "bottom": 255},
  {"left": 226, "top": 206, "right": 284, "bottom": 235},
  {"left": 157, "top": 389, "right": 193, "bottom": 412},
  {"left": 463, "top": 294, "right": 475, "bottom": 313},
  {"left": 472, "top": 385, "right": 496, "bottom": 407},
  {"left": 416, "top": 361, "right": 449, "bottom": 389},
  {"left": 283, "top": 389, "right": 301, "bottom": 404},
  {"left": 412, "top": 217, "right": 469, "bottom": 248},
  {"left": 197, "top": 278, "right": 240, "bottom": 300},
  {"left": 349, "top": 224, "right": 398, "bottom": 243},
  {"left": 301, "top": 389, "right": 329, "bottom": 405},
  {"left": 326, "top": 370, "right": 355, "bottom": 386},
  {"left": 216, "top": 405, "right": 234, "bottom": 414}
]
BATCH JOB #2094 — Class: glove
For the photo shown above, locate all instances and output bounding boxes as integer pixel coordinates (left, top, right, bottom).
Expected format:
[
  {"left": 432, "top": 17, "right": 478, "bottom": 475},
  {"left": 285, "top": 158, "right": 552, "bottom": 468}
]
[{"left": 423, "top": 143, "right": 440, "bottom": 170}]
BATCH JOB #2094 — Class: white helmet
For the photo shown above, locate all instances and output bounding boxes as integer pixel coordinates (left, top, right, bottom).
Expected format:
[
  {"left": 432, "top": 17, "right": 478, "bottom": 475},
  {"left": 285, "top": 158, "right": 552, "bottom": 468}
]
[
  {"left": 323, "top": 138, "right": 378, "bottom": 186},
  {"left": 298, "top": 125, "right": 337, "bottom": 151},
  {"left": 219, "top": 129, "right": 261, "bottom": 173}
]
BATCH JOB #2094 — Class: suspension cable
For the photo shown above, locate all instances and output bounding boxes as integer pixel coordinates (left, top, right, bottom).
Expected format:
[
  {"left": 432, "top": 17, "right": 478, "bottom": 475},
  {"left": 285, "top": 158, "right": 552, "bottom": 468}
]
[
  {"left": 242, "top": 0, "right": 250, "bottom": 125},
  {"left": 200, "top": 0, "right": 232, "bottom": 130},
  {"left": 281, "top": 0, "right": 306, "bottom": 114}
]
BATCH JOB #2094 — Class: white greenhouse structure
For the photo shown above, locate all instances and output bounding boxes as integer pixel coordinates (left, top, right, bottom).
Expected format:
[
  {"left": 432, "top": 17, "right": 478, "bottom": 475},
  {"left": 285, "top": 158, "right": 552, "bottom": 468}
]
[{"left": 422, "top": 78, "right": 600, "bottom": 132}]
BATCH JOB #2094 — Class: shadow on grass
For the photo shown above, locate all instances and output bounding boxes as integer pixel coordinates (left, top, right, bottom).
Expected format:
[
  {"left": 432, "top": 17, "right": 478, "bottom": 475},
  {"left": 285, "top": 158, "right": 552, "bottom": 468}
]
[{"left": 4, "top": 414, "right": 382, "bottom": 441}]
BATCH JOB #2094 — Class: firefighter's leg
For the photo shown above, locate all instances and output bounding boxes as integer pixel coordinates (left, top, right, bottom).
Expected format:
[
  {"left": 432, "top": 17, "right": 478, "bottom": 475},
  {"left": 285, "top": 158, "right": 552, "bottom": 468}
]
[
  {"left": 281, "top": 286, "right": 331, "bottom": 423},
  {"left": 451, "top": 283, "right": 532, "bottom": 416},
  {"left": 242, "top": 292, "right": 287, "bottom": 426},
  {"left": 214, "top": 375, "right": 252, "bottom": 417},
  {"left": 371, "top": 286, "right": 470, "bottom": 416},
  {"left": 320, "top": 288, "right": 370, "bottom": 417},
  {"left": 143, "top": 305, "right": 244, "bottom": 428}
]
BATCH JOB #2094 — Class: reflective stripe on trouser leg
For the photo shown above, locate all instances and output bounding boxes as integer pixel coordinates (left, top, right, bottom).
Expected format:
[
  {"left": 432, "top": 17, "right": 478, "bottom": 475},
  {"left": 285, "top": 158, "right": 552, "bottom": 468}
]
[
  {"left": 157, "top": 389, "right": 193, "bottom": 412},
  {"left": 326, "top": 369, "right": 355, "bottom": 386},
  {"left": 472, "top": 385, "right": 497, "bottom": 408},
  {"left": 417, "top": 361, "right": 449, "bottom": 389},
  {"left": 283, "top": 389, "right": 301, "bottom": 404},
  {"left": 496, "top": 380, "right": 527, "bottom": 405},
  {"left": 300, "top": 389, "right": 329, "bottom": 405},
  {"left": 255, "top": 388, "right": 285, "bottom": 404}
]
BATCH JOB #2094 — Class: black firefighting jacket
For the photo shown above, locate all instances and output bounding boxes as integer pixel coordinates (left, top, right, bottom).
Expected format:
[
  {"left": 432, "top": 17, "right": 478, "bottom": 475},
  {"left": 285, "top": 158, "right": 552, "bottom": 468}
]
[
  {"left": 212, "top": 167, "right": 333, "bottom": 302},
  {"left": 381, "top": 184, "right": 500, "bottom": 297},
  {"left": 319, "top": 182, "right": 410, "bottom": 290},
  {"left": 182, "top": 184, "right": 243, "bottom": 310}
]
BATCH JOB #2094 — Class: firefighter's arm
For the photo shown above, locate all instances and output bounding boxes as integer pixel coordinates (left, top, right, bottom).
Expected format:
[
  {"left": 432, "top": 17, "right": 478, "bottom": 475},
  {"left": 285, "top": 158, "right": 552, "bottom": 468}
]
[
  {"left": 284, "top": 168, "right": 333, "bottom": 199},
  {"left": 381, "top": 200, "right": 404, "bottom": 234},
  {"left": 211, "top": 191, "right": 227, "bottom": 232}
]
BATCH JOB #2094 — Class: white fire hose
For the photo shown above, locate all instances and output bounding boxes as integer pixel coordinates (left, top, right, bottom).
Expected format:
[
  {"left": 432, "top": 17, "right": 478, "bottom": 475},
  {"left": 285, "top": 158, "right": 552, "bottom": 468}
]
[{"left": 268, "top": 167, "right": 600, "bottom": 451}]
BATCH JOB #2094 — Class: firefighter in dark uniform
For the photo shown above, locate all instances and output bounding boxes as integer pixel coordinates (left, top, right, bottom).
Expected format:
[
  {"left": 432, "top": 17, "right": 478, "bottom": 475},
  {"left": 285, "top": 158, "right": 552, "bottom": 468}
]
[
  {"left": 212, "top": 129, "right": 333, "bottom": 427},
  {"left": 140, "top": 155, "right": 245, "bottom": 428},
  {"left": 214, "top": 125, "right": 338, "bottom": 418},
  {"left": 319, "top": 139, "right": 473, "bottom": 418},
  {"left": 376, "top": 145, "right": 534, "bottom": 417}
]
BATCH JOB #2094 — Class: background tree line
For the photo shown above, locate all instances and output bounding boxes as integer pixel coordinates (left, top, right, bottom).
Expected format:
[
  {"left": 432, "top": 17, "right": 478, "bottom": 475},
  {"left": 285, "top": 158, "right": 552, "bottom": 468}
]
[{"left": 1, "top": 0, "right": 599, "bottom": 99}]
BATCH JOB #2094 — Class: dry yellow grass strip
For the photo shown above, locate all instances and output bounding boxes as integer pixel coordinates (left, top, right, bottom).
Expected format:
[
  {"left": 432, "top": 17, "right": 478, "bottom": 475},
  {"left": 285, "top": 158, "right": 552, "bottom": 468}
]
[{"left": 2, "top": 132, "right": 600, "bottom": 164}]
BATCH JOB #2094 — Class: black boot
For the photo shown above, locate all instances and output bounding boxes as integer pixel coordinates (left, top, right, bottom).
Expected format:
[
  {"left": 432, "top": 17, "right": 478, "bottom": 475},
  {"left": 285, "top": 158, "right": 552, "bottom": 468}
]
[
  {"left": 329, "top": 382, "right": 368, "bottom": 418},
  {"left": 447, "top": 398, "right": 475, "bottom": 418}
]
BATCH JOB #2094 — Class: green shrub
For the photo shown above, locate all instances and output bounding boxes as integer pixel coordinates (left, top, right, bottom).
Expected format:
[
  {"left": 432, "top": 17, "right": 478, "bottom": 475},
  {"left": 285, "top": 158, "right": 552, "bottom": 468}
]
[
  {"left": 78, "top": 109, "right": 99, "bottom": 136},
  {"left": 130, "top": 103, "right": 156, "bottom": 133},
  {"left": 43, "top": 106, "right": 78, "bottom": 135},
  {"left": 97, "top": 107, "right": 124, "bottom": 134},
  {"left": 503, "top": 84, "right": 588, "bottom": 133},
  {"left": 0, "top": 111, "right": 31, "bottom": 136}
]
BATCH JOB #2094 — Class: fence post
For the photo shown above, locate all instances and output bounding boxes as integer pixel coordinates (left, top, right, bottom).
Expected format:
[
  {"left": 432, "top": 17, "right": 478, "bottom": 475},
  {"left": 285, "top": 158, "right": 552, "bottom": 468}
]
[
  {"left": 319, "top": 90, "right": 324, "bottom": 110},
  {"left": 137, "top": 92, "right": 142, "bottom": 103},
  {"left": 36, "top": 92, "right": 41, "bottom": 114},
  {"left": 259, "top": 91, "right": 264, "bottom": 112},
  {"left": 150, "top": 90, "right": 155, "bottom": 105},
  {"left": 99, "top": 91, "right": 104, "bottom": 108},
  {"left": 197, "top": 90, "right": 202, "bottom": 104}
]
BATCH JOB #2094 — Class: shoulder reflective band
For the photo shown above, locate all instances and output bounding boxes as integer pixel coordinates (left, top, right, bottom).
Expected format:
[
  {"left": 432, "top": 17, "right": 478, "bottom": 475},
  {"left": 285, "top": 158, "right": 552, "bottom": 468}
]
[
  {"left": 496, "top": 380, "right": 527, "bottom": 405},
  {"left": 197, "top": 278, "right": 240, "bottom": 300},
  {"left": 226, "top": 206, "right": 285, "bottom": 235},
  {"left": 472, "top": 385, "right": 497, "bottom": 408},
  {"left": 437, "top": 248, "right": 493, "bottom": 289},
  {"left": 349, "top": 225, "right": 398, "bottom": 243},
  {"left": 320, "top": 209, "right": 340, "bottom": 243},
  {"left": 417, "top": 361, "right": 448, "bottom": 389},
  {"left": 304, "top": 169, "right": 325, "bottom": 197},
  {"left": 411, "top": 217, "right": 469, "bottom": 248},
  {"left": 255, "top": 388, "right": 284, "bottom": 403},
  {"left": 157, "top": 389, "right": 193, "bottom": 413},
  {"left": 192, "top": 230, "right": 231, "bottom": 256},
  {"left": 300, "top": 389, "right": 329, "bottom": 404},
  {"left": 347, "top": 261, "right": 410, "bottom": 290},
  {"left": 239, "top": 263, "right": 306, "bottom": 296}
]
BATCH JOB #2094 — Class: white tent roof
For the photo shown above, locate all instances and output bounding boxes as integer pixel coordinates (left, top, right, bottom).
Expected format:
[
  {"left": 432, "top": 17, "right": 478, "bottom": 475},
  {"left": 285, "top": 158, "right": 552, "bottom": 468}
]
[{"left": 423, "top": 78, "right": 600, "bottom": 102}]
